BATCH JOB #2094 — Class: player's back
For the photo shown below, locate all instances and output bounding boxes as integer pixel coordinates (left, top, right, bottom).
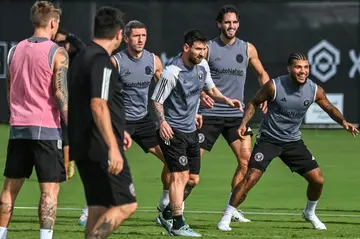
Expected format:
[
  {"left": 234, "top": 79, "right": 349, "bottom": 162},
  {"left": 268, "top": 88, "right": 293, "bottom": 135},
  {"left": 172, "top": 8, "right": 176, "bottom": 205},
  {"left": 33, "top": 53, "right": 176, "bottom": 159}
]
[
  {"left": 68, "top": 42, "right": 125, "bottom": 160},
  {"left": 259, "top": 75, "right": 317, "bottom": 142},
  {"left": 199, "top": 37, "right": 248, "bottom": 117},
  {"left": 113, "top": 49, "right": 155, "bottom": 121},
  {"left": 8, "top": 37, "right": 62, "bottom": 140}
]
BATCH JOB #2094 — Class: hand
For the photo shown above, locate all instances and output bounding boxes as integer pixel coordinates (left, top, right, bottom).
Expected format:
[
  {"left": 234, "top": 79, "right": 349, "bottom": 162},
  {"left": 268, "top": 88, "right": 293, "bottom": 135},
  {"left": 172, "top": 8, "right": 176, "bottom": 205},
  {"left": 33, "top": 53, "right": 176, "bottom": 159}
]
[
  {"left": 226, "top": 98, "right": 243, "bottom": 112},
  {"left": 260, "top": 100, "right": 268, "bottom": 114},
  {"left": 108, "top": 146, "right": 124, "bottom": 175},
  {"left": 123, "top": 131, "right": 132, "bottom": 151},
  {"left": 195, "top": 114, "right": 203, "bottom": 129},
  {"left": 342, "top": 121, "right": 359, "bottom": 137},
  {"left": 200, "top": 94, "right": 214, "bottom": 108},
  {"left": 237, "top": 124, "right": 248, "bottom": 141},
  {"left": 159, "top": 121, "right": 174, "bottom": 141}
]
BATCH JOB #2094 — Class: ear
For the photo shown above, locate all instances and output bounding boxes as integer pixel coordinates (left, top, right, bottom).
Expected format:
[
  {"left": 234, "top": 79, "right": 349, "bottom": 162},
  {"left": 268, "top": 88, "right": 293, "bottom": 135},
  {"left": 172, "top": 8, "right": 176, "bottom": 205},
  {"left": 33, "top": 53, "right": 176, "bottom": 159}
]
[
  {"left": 183, "top": 43, "right": 190, "bottom": 53},
  {"left": 50, "top": 19, "right": 55, "bottom": 29},
  {"left": 216, "top": 21, "right": 222, "bottom": 29},
  {"left": 287, "top": 66, "right": 291, "bottom": 73},
  {"left": 117, "top": 29, "right": 123, "bottom": 41}
]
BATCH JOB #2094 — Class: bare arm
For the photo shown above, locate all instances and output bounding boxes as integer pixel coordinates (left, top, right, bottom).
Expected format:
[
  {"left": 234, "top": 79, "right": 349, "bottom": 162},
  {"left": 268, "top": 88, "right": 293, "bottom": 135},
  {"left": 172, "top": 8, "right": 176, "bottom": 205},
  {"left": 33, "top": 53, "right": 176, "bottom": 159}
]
[
  {"left": 153, "top": 101, "right": 165, "bottom": 123},
  {"left": 153, "top": 55, "right": 163, "bottom": 83},
  {"left": 110, "top": 56, "right": 118, "bottom": 69},
  {"left": 315, "top": 85, "right": 345, "bottom": 126},
  {"left": 248, "top": 42, "right": 270, "bottom": 86},
  {"left": 241, "top": 80, "right": 275, "bottom": 126},
  {"left": 53, "top": 48, "right": 69, "bottom": 124},
  {"left": 205, "top": 87, "right": 232, "bottom": 105}
]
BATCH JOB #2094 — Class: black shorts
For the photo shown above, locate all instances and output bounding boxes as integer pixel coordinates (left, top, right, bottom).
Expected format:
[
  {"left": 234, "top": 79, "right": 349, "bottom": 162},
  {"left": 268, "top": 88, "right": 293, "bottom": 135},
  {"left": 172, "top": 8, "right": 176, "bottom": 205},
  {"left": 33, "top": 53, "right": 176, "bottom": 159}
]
[
  {"left": 76, "top": 152, "right": 137, "bottom": 207},
  {"left": 249, "top": 134, "right": 319, "bottom": 175},
  {"left": 126, "top": 114, "right": 158, "bottom": 153},
  {"left": 199, "top": 116, "right": 253, "bottom": 151},
  {"left": 4, "top": 139, "right": 66, "bottom": 183},
  {"left": 157, "top": 128, "right": 200, "bottom": 175},
  {"left": 61, "top": 120, "right": 69, "bottom": 147}
]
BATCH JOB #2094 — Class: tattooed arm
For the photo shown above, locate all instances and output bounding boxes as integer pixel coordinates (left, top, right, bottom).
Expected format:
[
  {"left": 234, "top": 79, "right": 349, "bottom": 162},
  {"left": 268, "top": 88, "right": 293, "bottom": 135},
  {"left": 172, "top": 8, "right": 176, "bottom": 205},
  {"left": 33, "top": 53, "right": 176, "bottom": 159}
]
[
  {"left": 239, "top": 80, "right": 275, "bottom": 139},
  {"left": 151, "top": 67, "right": 176, "bottom": 140},
  {"left": 316, "top": 85, "right": 359, "bottom": 136},
  {"left": 53, "top": 47, "right": 69, "bottom": 125}
]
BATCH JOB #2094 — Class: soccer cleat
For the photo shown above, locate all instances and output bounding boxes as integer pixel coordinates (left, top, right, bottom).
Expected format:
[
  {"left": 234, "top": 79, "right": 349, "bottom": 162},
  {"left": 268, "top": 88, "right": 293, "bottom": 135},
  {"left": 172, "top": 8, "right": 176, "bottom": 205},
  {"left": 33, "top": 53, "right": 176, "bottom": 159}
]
[
  {"left": 157, "top": 212, "right": 173, "bottom": 234},
  {"left": 231, "top": 210, "right": 251, "bottom": 222},
  {"left": 302, "top": 211, "right": 327, "bottom": 230},
  {"left": 67, "top": 161, "right": 75, "bottom": 180},
  {"left": 78, "top": 212, "right": 88, "bottom": 227},
  {"left": 217, "top": 221, "right": 232, "bottom": 231},
  {"left": 171, "top": 224, "right": 201, "bottom": 237}
]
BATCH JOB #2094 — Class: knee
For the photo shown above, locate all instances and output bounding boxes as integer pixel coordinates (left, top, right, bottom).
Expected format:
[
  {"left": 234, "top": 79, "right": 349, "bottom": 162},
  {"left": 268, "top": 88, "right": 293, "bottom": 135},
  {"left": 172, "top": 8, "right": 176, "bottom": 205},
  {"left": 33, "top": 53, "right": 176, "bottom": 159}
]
[
  {"left": 188, "top": 174, "right": 200, "bottom": 186},
  {"left": 237, "top": 150, "right": 251, "bottom": 168},
  {"left": 172, "top": 171, "right": 189, "bottom": 185},
  {"left": 117, "top": 202, "right": 138, "bottom": 219},
  {"left": 127, "top": 202, "right": 138, "bottom": 215},
  {"left": 311, "top": 175, "right": 325, "bottom": 186}
]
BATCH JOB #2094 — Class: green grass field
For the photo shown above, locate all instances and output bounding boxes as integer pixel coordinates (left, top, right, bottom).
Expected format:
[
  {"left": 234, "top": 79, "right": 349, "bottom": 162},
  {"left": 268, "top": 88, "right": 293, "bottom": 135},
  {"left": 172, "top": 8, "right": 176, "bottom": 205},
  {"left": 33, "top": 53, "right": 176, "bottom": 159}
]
[{"left": 0, "top": 125, "right": 359, "bottom": 238}]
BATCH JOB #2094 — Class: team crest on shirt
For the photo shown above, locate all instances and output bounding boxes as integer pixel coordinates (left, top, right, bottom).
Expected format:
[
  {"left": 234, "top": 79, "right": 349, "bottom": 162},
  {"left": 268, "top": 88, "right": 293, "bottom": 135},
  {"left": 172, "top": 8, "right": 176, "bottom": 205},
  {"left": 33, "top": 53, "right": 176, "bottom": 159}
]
[
  {"left": 198, "top": 133, "right": 205, "bottom": 143},
  {"left": 236, "top": 54, "right": 244, "bottom": 63},
  {"left": 129, "top": 183, "right": 136, "bottom": 197},
  {"left": 254, "top": 152, "right": 264, "bottom": 162},
  {"left": 179, "top": 156, "right": 188, "bottom": 166},
  {"left": 303, "top": 99, "right": 311, "bottom": 108},
  {"left": 198, "top": 71, "right": 204, "bottom": 80},
  {"left": 145, "top": 66, "right": 152, "bottom": 75}
]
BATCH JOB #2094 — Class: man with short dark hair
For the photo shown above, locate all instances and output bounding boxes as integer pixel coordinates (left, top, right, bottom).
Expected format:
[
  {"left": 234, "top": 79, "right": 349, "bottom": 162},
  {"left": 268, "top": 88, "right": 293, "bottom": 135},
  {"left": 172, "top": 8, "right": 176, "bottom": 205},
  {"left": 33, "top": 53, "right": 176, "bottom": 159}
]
[
  {"left": 153, "top": 29, "right": 242, "bottom": 237},
  {"left": 68, "top": 6, "right": 137, "bottom": 238},
  {"left": 217, "top": 52, "right": 359, "bottom": 231}
]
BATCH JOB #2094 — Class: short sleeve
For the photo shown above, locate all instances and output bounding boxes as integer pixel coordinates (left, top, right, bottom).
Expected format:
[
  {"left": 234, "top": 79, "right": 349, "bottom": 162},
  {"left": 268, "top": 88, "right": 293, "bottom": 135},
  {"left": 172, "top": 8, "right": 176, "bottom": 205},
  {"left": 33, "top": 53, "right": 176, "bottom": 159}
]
[
  {"left": 151, "top": 66, "right": 177, "bottom": 104},
  {"left": 199, "top": 59, "right": 215, "bottom": 90},
  {"left": 90, "top": 55, "right": 114, "bottom": 101}
]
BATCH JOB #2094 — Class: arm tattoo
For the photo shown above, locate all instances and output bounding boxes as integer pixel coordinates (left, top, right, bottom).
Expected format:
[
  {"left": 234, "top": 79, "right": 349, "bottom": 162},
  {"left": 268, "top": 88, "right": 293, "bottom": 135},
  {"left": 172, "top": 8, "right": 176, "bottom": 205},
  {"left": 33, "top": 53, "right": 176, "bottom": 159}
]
[
  {"left": 153, "top": 102, "right": 165, "bottom": 123},
  {"left": 0, "top": 201, "right": 13, "bottom": 215},
  {"left": 87, "top": 217, "right": 114, "bottom": 239},
  {"left": 241, "top": 103, "right": 256, "bottom": 126},
  {"left": 54, "top": 50, "right": 69, "bottom": 125},
  {"left": 38, "top": 192, "right": 57, "bottom": 230},
  {"left": 171, "top": 204, "right": 183, "bottom": 216}
]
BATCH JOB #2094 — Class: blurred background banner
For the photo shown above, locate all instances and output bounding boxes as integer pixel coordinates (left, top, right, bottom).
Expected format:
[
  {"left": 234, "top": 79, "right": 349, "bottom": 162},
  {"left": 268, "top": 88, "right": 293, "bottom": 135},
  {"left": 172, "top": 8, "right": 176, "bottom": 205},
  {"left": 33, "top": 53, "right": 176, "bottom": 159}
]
[{"left": 0, "top": 0, "right": 358, "bottom": 125}]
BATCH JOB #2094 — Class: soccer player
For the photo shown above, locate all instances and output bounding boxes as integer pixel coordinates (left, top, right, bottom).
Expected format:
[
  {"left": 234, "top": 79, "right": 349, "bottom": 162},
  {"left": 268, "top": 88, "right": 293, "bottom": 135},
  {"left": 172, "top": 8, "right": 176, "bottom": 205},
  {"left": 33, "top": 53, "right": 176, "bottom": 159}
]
[
  {"left": 112, "top": 20, "right": 171, "bottom": 213},
  {"left": 77, "top": 20, "right": 172, "bottom": 227},
  {"left": 217, "top": 52, "right": 359, "bottom": 231},
  {"left": 68, "top": 6, "right": 137, "bottom": 238},
  {"left": 55, "top": 29, "right": 85, "bottom": 180},
  {"left": 195, "top": 5, "right": 270, "bottom": 222},
  {"left": 152, "top": 29, "right": 242, "bottom": 236},
  {"left": 0, "top": 1, "right": 67, "bottom": 239}
]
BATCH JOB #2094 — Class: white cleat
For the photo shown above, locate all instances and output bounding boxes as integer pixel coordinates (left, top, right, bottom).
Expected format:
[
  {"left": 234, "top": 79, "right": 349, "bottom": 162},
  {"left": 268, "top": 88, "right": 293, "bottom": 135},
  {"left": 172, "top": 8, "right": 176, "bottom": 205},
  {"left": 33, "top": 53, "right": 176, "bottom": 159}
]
[
  {"left": 231, "top": 210, "right": 251, "bottom": 222},
  {"left": 217, "top": 221, "right": 232, "bottom": 231},
  {"left": 302, "top": 211, "right": 327, "bottom": 230}
]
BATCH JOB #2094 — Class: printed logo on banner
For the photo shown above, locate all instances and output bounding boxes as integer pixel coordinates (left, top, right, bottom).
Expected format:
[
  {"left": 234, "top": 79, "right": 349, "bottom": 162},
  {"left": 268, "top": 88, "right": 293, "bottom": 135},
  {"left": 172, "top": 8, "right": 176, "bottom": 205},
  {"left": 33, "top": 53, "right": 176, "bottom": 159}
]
[{"left": 307, "top": 40, "right": 340, "bottom": 83}]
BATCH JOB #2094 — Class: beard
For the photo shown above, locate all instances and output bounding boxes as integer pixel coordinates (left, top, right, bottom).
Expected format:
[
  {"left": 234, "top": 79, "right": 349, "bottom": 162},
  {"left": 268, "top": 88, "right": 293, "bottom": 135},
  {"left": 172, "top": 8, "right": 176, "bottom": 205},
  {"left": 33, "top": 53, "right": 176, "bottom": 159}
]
[
  {"left": 291, "top": 73, "right": 308, "bottom": 85},
  {"left": 189, "top": 54, "right": 203, "bottom": 65},
  {"left": 221, "top": 27, "right": 236, "bottom": 40}
]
